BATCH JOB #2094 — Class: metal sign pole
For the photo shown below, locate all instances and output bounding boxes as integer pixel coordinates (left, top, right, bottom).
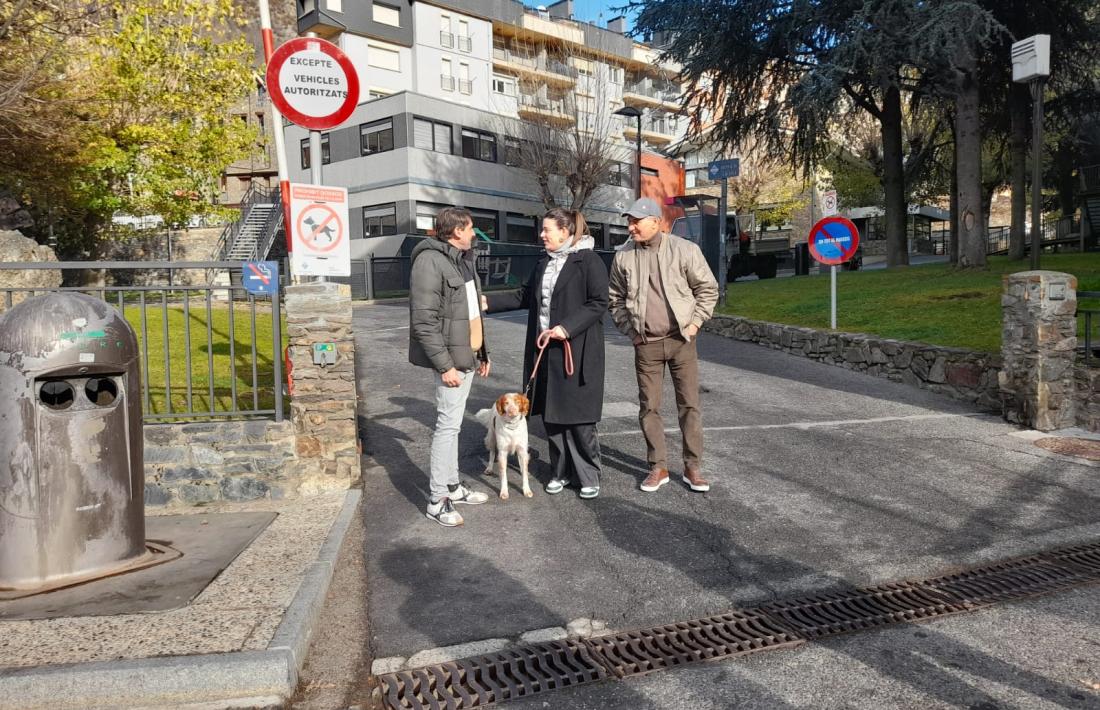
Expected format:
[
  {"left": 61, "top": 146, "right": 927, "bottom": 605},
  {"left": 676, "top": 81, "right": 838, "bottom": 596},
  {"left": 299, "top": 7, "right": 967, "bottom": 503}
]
[
  {"left": 831, "top": 265, "right": 837, "bottom": 330},
  {"left": 718, "top": 177, "right": 728, "bottom": 307}
]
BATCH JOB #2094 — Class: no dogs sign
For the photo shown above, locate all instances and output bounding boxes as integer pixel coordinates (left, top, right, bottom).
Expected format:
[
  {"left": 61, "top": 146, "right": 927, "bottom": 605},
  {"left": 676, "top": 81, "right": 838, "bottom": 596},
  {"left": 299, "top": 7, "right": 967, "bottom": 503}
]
[
  {"left": 289, "top": 183, "right": 350, "bottom": 277},
  {"left": 266, "top": 37, "right": 360, "bottom": 130}
]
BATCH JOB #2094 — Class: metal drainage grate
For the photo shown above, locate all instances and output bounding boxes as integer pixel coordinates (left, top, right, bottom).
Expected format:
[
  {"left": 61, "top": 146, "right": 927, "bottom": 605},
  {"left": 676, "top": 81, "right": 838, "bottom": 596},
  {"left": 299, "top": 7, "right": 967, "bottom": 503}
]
[
  {"left": 583, "top": 610, "right": 802, "bottom": 678},
  {"left": 374, "top": 541, "right": 1100, "bottom": 709},
  {"left": 378, "top": 639, "right": 608, "bottom": 709},
  {"left": 1034, "top": 437, "right": 1100, "bottom": 460}
]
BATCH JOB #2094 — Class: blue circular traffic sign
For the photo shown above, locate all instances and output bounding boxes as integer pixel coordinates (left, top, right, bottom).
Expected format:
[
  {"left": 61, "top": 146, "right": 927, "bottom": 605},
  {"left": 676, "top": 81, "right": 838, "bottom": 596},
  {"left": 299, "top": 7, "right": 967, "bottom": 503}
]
[{"left": 808, "top": 217, "right": 861, "bottom": 266}]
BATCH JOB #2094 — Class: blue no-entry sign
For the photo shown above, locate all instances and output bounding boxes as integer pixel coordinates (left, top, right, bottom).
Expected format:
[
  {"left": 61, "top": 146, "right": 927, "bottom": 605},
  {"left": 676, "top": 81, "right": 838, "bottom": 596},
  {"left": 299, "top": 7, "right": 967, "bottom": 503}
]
[
  {"left": 708, "top": 158, "right": 740, "bottom": 181},
  {"left": 808, "top": 217, "right": 861, "bottom": 266},
  {"left": 242, "top": 261, "right": 279, "bottom": 295}
]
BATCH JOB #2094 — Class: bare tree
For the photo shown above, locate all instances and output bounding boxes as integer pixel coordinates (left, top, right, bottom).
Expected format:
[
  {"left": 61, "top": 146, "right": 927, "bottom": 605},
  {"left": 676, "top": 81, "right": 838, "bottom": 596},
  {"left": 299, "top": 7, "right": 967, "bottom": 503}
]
[{"left": 492, "top": 38, "right": 631, "bottom": 213}]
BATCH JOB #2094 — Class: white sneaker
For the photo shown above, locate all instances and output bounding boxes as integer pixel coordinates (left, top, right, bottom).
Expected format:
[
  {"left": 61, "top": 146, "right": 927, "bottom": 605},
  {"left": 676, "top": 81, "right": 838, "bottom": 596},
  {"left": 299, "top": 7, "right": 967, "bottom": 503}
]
[
  {"left": 544, "top": 478, "right": 567, "bottom": 495},
  {"left": 448, "top": 483, "right": 489, "bottom": 505},
  {"left": 426, "top": 497, "right": 463, "bottom": 527},
  {"left": 579, "top": 486, "right": 600, "bottom": 499}
]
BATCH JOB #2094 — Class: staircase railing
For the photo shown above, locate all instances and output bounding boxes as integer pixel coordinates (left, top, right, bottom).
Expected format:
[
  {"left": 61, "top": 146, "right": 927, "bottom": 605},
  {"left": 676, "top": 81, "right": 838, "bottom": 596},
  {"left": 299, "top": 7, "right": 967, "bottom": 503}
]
[
  {"left": 207, "top": 183, "right": 276, "bottom": 284},
  {"left": 250, "top": 189, "right": 285, "bottom": 262},
  {"left": 1080, "top": 164, "right": 1100, "bottom": 193}
]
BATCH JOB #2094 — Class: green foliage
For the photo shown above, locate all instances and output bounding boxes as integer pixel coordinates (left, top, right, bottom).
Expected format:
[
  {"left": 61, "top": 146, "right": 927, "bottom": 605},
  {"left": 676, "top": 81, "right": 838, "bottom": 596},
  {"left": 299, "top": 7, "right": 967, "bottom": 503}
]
[
  {"left": 823, "top": 153, "right": 884, "bottom": 209},
  {"left": 0, "top": 0, "right": 257, "bottom": 254},
  {"left": 721, "top": 253, "right": 1100, "bottom": 352}
]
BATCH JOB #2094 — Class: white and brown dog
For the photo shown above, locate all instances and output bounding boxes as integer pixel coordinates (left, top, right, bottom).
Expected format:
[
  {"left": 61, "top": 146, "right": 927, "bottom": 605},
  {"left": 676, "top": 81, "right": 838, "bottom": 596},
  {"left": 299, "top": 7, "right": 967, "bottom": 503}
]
[{"left": 475, "top": 393, "right": 531, "bottom": 500}]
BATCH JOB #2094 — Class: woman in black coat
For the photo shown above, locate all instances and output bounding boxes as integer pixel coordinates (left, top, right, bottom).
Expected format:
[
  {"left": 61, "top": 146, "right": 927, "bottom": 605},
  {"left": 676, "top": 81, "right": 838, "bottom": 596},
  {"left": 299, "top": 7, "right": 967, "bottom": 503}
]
[{"left": 484, "top": 208, "right": 608, "bottom": 498}]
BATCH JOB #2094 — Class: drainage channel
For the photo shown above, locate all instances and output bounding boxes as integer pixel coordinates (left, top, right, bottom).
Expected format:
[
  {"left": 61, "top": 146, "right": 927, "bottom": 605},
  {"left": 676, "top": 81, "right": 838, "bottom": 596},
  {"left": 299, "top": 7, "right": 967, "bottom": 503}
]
[{"left": 373, "top": 540, "right": 1100, "bottom": 709}]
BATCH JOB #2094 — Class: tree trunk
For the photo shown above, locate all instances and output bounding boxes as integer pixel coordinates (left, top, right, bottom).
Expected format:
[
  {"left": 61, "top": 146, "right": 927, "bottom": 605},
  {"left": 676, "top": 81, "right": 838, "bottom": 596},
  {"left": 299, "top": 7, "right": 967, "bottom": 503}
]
[
  {"left": 950, "top": 120, "right": 959, "bottom": 266},
  {"left": 955, "top": 60, "right": 986, "bottom": 269},
  {"left": 1008, "top": 85, "right": 1028, "bottom": 260},
  {"left": 881, "top": 85, "right": 909, "bottom": 268}
]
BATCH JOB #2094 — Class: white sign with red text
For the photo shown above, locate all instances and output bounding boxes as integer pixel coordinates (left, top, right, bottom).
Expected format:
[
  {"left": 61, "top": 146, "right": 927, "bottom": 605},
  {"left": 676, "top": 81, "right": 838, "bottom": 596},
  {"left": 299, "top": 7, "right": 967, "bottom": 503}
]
[{"left": 289, "top": 183, "right": 350, "bottom": 277}]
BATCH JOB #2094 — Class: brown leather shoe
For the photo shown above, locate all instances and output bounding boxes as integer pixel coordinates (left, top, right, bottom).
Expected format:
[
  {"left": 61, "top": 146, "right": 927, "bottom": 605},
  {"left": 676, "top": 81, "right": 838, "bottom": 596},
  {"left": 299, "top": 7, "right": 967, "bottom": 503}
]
[
  {"left": 682, "top": 466, "right": 710, "bottom": 492},
  {"left": 639, "top": 467, "right": 669, "bottom": 492}
]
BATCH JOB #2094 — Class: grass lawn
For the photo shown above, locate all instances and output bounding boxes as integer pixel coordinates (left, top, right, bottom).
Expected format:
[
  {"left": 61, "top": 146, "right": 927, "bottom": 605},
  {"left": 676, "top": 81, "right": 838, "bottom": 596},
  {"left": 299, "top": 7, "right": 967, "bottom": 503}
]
[
  {"left": 721, "top": 253, "right": 1100, "bottom": 353},
  {"left": 118, "top": 301, "right": 286, "bottom": 418}
]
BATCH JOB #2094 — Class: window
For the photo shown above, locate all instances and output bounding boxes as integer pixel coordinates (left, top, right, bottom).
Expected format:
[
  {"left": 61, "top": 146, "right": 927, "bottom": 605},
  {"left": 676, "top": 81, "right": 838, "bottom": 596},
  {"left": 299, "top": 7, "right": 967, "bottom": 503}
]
[
  {"left": 328, "top": 0, "right": 341, "bottom": 11},
  {"left": 457, "top": 20, "right": 471, "bottom": 52},
  {"left": 373, "top": 2, "right": 400, "bottom": 26},
  {"left": 360, "top": 118, "right": 394, "bottom": 155},
  {"left": 470, "top": 208, "right": 498, "bottom": 241},
  {"left": 609, "top": 66, "right": 624, "bottom": 84},
  {"left": 362, "top": 203, "right": 397, "bottom": 237},
  {"left": 588, "top": 223, "right": 605, "bottom": 249},
  {"left": 506, "top": 213, "right": 537, "bottom": 244},
  {"left": 609, "top": 227, "right": 630, "bottom": 247},
  {"left": 492, "top": 76, "right": 515, "bottom": 96},
  {"left": 440, "top": 58, "right": 454, "bottom": 91},
  {"left": 461, "top": 128, "right": 496, "bottom": 162},
  {"left": 368, "top": 89, "right": 390, "bottom": 100},
  {"left": 415, "top": 202, "right": 448, "bottom": 234},
  {"left": 502, "top": 136, "right": 522, "bottom": 167},
  {"left": 368, "top": 43, "right": 400, "bottom": 72},
  {"left": 607, "top": 162, "right": 634, "bottom": 189},
  {"left": 299, "top": 135, "right": 330, "bottom": 167},
  {"left": 458, "top": 63, "right": 471, "bottom": 94},
  {"left": 413, "top": 118, "right": 451, "bottom": 153}
]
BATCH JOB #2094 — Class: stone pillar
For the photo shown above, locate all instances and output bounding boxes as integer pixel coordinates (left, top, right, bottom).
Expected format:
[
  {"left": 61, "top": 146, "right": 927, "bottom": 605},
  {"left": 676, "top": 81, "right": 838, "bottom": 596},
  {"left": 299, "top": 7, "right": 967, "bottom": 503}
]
[
  {"left": 999, "top": 271, "right": 1077, "bottom": 430},
  {"left": 284, "top": 282, "right": 359, "bottom": 493}
]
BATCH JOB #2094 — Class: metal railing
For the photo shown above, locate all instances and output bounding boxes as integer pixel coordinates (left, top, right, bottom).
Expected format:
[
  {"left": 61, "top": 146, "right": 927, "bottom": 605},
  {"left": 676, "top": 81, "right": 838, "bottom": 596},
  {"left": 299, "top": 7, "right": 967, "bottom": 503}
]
[
  {"left": 1081, "top": 164, "right": 1100, "bottom": 192},
  {"left": 623, "top": 81, "right": 680, "bottom": 104},
  {"left": 1078, "top": 290, "right": 1100, "bottom": 368},
  {"left": 458, "top": 79, "right": 472, "bottom": 94},
  {"left": 518, "top": 92, "right": 570, "bottom": 114},
  {"left": 440, "top": 74, "right": 455, "bottom": 91},
  {"left": 440, "top": 31, "right": 454, "bottom": 48},
  {"left": 0, "top": 262, "right": 284, "bottom": 422},
  {"left": 252, "top": 190, "right": 285, "bottom": 263},
  {"left": 457, "top": 35, "right": 472, "bottom": 52},
  {"left": 212, "top": 183, "right": 278, "bottom": 261},
  {"left": 492, "top": 47, "right": 578, "bottom": 79}
]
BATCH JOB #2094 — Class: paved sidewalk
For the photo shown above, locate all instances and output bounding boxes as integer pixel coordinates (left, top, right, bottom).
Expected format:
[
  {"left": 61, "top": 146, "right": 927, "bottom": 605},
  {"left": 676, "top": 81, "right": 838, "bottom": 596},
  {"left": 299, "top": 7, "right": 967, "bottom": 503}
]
[
  {"left": 355, "top": 300, "right": 1100, "bottom": 707},
  {"left": 0, "top": 490, "right": 359, "bottom": 709}
]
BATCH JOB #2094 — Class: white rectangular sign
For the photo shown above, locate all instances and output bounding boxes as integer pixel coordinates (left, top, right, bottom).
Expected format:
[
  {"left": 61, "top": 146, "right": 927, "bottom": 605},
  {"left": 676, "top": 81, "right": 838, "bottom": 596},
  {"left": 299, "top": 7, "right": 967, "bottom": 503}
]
[
  {"left": 822, "top": 189, "right": 838, "bottom": 217},
  {"left": 289, "top": 183, "right": 350, "bottom": 277}
]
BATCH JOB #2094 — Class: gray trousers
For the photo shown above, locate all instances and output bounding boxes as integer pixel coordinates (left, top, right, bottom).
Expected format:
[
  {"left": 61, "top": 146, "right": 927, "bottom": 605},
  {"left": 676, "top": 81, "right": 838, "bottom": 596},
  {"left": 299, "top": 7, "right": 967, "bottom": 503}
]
[
  {"left": 429, "top": 370, "right": 474, "bottom": 501},
  {"left": 545, "top": 422, "right": 601, "bottom": 488}
]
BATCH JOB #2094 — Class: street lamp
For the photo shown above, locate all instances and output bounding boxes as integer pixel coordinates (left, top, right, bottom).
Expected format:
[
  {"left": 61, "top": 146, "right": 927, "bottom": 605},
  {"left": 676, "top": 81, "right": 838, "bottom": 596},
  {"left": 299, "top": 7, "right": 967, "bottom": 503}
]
[
  {"left": 1012, "top": 34, "right": 1051, "bottom": 270},
  {"left": 614, "top": 105, "right": 643, "bottom": 199}
]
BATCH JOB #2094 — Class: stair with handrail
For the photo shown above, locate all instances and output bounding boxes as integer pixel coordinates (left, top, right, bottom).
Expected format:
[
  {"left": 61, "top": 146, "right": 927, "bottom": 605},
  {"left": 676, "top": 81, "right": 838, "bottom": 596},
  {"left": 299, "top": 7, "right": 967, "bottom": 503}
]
[{"left": 209, "top": 184, "right": 284, "bottom": 287}]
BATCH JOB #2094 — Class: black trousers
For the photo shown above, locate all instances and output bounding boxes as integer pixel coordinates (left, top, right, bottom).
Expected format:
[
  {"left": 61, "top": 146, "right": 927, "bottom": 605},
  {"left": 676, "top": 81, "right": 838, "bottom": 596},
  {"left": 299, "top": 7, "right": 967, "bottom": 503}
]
[{"left": 544, "top": 422, "right": 601, "bottom": 488}]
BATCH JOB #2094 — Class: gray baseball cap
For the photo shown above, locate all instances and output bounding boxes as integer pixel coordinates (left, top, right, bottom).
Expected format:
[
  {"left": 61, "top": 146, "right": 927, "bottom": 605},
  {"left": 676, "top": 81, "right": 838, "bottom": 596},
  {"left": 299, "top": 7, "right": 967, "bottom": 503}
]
[{"left": 622, "top": 197, "right": 662, "bottom": 219}]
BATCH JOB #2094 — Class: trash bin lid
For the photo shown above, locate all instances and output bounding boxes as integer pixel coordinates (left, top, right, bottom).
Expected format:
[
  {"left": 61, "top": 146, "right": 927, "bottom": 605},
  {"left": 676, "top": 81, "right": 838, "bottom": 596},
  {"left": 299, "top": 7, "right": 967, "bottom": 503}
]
[{"left": 0, "top": 293, "right": 138, "bottom": 375}]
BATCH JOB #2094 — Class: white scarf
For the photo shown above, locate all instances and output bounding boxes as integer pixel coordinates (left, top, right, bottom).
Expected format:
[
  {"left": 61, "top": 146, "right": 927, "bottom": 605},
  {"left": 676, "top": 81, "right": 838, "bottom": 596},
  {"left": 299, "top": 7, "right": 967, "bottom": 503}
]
[{"left": 539, "top": 236, "right": 594, "bottom": 332}]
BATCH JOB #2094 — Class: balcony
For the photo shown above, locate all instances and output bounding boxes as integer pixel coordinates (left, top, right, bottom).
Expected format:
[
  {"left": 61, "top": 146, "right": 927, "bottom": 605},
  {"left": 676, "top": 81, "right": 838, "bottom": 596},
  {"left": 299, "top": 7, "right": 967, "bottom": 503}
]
[
  {"left": 492, "top": 47, "right": 576, "bottom": 87},
  {"left": 517, "top": 93, "right": 575, "bottom": 126},
  {"left": 621, "top": 81, "right": 682, "bottom": 111},
  {"left": 440, "top": 74, "right": 455, "bottom": 92},
  {"left": 623, "top": 118, "right": 678, "bottom": 144}
]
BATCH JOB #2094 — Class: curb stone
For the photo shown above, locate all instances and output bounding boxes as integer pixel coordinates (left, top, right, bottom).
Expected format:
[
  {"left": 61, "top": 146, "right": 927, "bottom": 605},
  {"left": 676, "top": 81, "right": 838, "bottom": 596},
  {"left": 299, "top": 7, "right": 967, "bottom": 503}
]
[{"left": 0, "top": 489, "right": 363, "bottom": 710}]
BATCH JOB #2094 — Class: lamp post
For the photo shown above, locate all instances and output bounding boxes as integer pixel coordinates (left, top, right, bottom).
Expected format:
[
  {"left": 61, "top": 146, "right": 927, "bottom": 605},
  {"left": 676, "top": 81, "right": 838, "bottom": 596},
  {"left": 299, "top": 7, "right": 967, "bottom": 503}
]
[
  {"left": 1011, "top": 34, "right": 1050, "bottom": 270},
  {"left": 614, "top": 105, "right": 643, "bottom": 199}
]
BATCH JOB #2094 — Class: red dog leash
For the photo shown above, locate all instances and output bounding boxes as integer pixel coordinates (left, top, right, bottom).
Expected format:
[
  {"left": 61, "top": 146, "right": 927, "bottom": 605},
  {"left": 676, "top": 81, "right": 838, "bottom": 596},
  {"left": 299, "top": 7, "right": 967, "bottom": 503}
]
[{"left": 523, "top": 330, "right": 574, "bottom": 399}]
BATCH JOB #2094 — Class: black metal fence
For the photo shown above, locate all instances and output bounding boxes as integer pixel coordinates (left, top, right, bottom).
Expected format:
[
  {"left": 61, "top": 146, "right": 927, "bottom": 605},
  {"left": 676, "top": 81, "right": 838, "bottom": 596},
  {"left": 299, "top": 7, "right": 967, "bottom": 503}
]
[
  {"left": 0, "top": 262, "right": 284, "bottom": 422},
  {"left": 333, "top": 243, "right": 618, "bottom": 300},
  {"left": 1079, "top": 291, "right": 1100, "bottom": 369}
]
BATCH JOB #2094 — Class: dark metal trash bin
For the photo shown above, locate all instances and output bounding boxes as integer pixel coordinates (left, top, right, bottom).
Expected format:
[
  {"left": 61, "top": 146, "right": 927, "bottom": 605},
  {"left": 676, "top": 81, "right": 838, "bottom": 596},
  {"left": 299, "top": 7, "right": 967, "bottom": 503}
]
[
  {"left": 0, "top": 292, "right": 148, "bottom": 593},
  {"left": 794, "top": 242, "right": 811, "bottom": 276}
]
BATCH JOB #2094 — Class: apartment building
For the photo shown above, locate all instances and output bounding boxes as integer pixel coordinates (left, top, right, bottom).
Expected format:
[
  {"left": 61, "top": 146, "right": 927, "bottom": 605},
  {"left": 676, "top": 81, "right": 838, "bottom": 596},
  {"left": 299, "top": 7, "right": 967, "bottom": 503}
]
[{"left": 288, "top": 0, "right": 688, "bottom": 256}]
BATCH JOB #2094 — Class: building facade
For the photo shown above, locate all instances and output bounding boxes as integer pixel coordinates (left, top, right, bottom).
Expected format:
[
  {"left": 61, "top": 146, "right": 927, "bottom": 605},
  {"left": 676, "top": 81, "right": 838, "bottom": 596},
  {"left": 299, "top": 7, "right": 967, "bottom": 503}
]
[{"left": 288, "top": 0, "right": 688, "bottom": 256}]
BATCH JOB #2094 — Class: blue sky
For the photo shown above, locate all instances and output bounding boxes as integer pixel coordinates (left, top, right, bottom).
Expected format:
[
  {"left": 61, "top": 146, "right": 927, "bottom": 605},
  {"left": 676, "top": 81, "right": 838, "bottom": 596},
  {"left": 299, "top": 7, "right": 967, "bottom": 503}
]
[{"left": 548, "top": 1, "right": 637, "bottom": 30}]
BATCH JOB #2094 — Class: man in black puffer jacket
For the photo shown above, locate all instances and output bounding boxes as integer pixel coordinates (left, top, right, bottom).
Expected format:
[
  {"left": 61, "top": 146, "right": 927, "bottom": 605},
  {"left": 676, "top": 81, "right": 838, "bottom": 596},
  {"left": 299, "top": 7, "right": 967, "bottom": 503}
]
[{"left": 409, "top": 207, "right": 491, "bottom": 526}]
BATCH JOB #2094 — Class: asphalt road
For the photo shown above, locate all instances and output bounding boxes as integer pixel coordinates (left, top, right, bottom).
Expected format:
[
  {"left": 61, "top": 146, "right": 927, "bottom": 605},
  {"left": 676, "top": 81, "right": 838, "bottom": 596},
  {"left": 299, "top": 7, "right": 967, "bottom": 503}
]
[{"left": 352, "top": 299, "right": 1100, "bottom": 708}]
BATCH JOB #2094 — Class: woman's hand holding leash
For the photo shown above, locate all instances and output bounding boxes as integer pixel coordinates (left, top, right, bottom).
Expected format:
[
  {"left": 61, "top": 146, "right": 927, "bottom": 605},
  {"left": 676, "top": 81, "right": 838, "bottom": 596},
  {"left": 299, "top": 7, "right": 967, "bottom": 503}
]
[
  {"left": 477, "top": 359, "right": 491, "bottom": 377},
  {"left": 539, "top": 325, "right": 568, "bottom": 341}
]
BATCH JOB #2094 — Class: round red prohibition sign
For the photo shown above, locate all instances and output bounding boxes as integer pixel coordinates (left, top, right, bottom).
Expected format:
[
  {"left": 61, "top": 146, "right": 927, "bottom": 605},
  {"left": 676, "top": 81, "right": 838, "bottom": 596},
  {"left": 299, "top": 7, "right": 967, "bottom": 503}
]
[
  {"left": 266, "top": 37, "right": 360, "bottom": 131},
  {"left": 297, "top": 203, "right": 344, "bottom": 253},
  {"left": 808, "top": 216, "right": 861, "bottom": 266}
]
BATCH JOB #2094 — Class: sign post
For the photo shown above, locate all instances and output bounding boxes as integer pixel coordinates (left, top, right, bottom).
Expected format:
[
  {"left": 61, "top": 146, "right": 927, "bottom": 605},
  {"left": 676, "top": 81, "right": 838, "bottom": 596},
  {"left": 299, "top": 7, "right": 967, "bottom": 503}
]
[
  {"left": 708, "top": 158, "right": 740, "bottom": 307},
  {"left": 807, "top": 216, "right": 861, "bottom": 330}
]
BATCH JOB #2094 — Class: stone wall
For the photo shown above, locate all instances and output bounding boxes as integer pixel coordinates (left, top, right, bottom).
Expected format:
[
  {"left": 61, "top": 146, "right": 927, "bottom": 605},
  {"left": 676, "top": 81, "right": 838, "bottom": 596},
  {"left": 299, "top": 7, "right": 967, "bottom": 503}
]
[
  {"left": 143, "top": 420, "right": 296, "bottom": 505},
  {"left": 703, "top": 314, "right": 1002, "bottom": 409}
]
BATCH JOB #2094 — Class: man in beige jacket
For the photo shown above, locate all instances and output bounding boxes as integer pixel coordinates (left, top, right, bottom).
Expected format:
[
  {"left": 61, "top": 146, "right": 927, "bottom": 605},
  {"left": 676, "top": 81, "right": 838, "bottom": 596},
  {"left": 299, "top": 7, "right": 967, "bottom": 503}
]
[{"left": 608, "top": 197, "right": 719, "bottom": 493}]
